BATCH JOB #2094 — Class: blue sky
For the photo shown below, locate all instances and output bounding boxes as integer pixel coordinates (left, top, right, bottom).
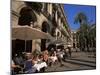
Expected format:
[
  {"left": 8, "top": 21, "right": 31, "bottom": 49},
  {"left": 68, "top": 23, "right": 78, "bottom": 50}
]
[{"left": 63, "top": 4, "right": 96, "bottom": 31}]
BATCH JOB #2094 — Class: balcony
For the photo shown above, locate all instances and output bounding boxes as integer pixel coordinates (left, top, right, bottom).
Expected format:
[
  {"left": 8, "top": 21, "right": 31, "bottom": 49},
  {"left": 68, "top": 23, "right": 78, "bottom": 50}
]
[{"left": 58, "top": 25, "right": 69, "bottom": 37}]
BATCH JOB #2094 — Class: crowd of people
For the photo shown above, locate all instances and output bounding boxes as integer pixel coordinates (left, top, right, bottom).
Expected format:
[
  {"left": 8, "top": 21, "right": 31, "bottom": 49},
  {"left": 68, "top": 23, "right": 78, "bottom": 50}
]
[{"left": 11, "top": 47, "right": 72, "bottom": 75}]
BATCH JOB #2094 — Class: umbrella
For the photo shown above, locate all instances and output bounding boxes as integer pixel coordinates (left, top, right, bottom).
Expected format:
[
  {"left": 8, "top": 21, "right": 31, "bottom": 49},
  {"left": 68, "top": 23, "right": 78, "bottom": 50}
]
[
  {"left": 67, "top": 44, "right": 72, "bottom": 47},
  {"left": 12, "top": 25, "right": 54, "bottom": 40},
  {"left": 12, "top": 25, "right": 54, "bottom": 51},
  {"left": 50, "top": 38, "right": 65, "bottom": 45}
]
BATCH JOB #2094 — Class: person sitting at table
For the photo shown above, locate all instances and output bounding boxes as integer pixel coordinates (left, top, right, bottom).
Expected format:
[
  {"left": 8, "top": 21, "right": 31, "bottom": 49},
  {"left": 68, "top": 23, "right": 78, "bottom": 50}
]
[
  {"left": 38, "top": 54, "right": 44, "bottom": 63},
  {"left": 48, "top": 51, "right": 58, "bottom": 66},
  {"left": 32, "top": 55, "right": 40, "bottom": 64},
  {"left": 24, "top": 53, "right": 36, "bottom": 73},
  {"left": 52, "top": 51, "right": 58, "bottom": 63},
  {"left": 42, "top": 50, "right": 49, "bottom": 64},
  {"left": 56, "top": 49, "right": 64, "bottom": 66},
  {"left": 11, "top": 60, "right": 22, "bottom": 75},
  {"left": 12, "top": 54, "right": 23, "bottom": 74},
  {"left": 22, "top": 55, "right": 39, "bottom": 74},
  {"left": 32, "top": 54, "right": 47, "bottom": 72},
  {"left": 13, "top": 53, "right": 24, "bottom": 68}
]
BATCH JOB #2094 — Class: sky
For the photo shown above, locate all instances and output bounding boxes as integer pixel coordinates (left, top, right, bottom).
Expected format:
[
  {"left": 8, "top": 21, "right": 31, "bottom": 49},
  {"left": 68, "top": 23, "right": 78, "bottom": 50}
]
[{"left": 63, "top": 4, "right": 96, "bottom": 31}]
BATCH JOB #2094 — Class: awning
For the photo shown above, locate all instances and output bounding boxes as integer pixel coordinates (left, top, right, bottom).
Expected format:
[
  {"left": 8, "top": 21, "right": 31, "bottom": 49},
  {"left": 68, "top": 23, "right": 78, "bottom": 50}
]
[
  {"left": 47, "top": 38, "right": 66, "bottom": 46},
  {"left": 12, "top": 25, "right": 54, "bottom": 40}
]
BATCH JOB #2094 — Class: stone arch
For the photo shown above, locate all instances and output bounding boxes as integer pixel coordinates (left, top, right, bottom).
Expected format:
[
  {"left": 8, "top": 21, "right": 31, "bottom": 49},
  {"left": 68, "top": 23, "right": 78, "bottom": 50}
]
[
  {"left": 41, "top": 21, "right": 50, "bottom": 33},
  {"left": 18, "top": 6, "right": 37, "bottom": 26},
  {"left": 41, "top": 21, "right": 50, "bottom": 51},
  {"left": 17, "top": 3, "right": 27, "bottom": 14}
]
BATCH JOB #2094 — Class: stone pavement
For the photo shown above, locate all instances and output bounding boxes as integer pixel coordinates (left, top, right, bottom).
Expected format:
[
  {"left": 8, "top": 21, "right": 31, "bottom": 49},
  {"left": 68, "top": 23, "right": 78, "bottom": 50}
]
[
  {"left": 71, "top": 51, "right": 96, "bottom": 63},
  {"left": 45, "top": 60, "right": 95, "bottom": 72},
  {"left": 65, "top": 51, "right": 96, "bottom": 67},
  {"left": 45, "top": 51, "right": 96, "bottom": 72}
]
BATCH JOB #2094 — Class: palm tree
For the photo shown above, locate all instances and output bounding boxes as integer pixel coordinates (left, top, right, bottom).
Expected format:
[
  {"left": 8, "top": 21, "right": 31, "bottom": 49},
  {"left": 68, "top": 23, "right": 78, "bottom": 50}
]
[
  {"left": 74, "top": 12, "right": 88, "bottom": 25},
  {"left": 74, "top": 12, "right": 96, "bottom": 53},
  {"left": 89, "top": 24, "right": 96, "bottom": 48},
  {"left": 74, "top": 12, "right": 89, "bottom": 51}
]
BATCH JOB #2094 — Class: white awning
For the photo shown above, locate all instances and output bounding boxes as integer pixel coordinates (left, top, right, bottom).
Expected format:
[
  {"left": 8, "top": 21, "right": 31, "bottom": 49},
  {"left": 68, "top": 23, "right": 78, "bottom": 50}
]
[{"left": 12, "top": 25, "right": 54, "bottom": 40}]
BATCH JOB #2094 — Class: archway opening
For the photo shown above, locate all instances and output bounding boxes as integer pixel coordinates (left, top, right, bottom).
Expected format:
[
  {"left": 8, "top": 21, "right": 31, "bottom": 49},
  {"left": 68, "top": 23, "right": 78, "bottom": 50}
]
[
  {"left": 18, "top": 7, "right": 37, "bottom": 26},
  {"left": 41, "top": 22, "right": 49, "bottom": 51}
]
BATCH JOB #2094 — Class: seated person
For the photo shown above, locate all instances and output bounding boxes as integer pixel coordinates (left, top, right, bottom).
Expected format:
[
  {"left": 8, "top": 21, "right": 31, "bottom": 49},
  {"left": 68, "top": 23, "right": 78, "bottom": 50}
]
[
  {"left": 25, "top": 54, "right": 38, "bottom": 74},
  {"left": 13, "top": 53, "right": 24, "bottom": 68},
  {"left": 56, "top": 50, "right": 64, "bottom": 66},
  {"left": 11, "top": 60, "right": 21, "bottom": 74},
  {"left": 32, "top": 55, "right": 47, "bottom": 72},
  {"left": 24, "top": 53, "right": 37, "bottom": 73},
  {"left": 48, "top": 53, "right": 58, "bottom": 66},
  {"left": 38, "top": 54, "right": 44, "bottom": 63},
  {"left": 42, "top": 50, "right": 49, "bottom": 63}
]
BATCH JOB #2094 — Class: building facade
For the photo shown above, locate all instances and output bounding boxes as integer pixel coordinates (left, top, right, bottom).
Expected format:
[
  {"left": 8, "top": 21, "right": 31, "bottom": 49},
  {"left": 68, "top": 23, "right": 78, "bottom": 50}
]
[{"left": 12, "top": 0, "right": 72, "bottom": 55}]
